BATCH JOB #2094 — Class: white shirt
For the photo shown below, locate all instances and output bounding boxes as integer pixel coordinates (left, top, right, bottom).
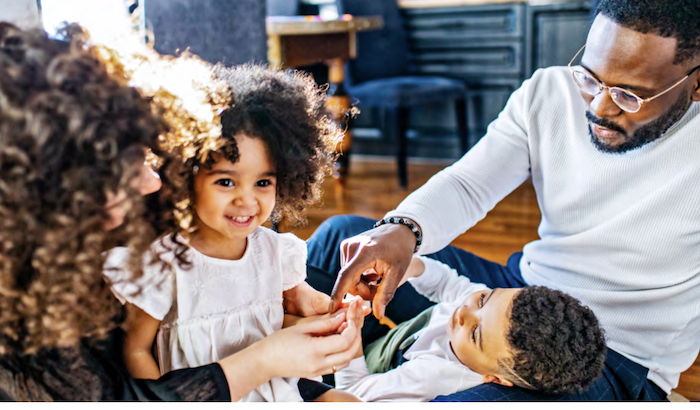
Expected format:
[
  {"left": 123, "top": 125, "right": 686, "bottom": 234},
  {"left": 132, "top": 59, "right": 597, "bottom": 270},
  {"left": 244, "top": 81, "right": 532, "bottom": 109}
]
[
  {"left": 386, "top": 66, "right": 700, "bottom": 393},
  {"left": 335, "top": 257, "right": 486, "bottom": 402},
  {"left": 106, "top": 227, "right": 307, "bottom": 402}
]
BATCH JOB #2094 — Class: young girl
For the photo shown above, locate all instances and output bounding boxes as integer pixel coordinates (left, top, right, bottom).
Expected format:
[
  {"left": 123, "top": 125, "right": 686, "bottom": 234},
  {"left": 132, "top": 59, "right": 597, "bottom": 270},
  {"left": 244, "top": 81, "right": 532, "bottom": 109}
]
[{"left": 108, "top": 65, "right": 362, "bottom": 402}]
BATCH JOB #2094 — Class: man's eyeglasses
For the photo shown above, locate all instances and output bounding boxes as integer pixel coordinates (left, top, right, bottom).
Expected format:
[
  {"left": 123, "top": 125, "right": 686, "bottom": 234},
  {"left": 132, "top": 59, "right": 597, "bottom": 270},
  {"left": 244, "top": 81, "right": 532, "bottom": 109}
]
[{"left": 568, "top": 45, "right": 700, "bottom": 113}]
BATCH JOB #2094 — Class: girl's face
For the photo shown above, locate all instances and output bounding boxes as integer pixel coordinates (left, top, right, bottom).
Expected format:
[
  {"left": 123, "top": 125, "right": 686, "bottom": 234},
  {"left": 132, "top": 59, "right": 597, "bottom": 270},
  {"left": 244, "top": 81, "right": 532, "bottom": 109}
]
[{"left": 192, "top": 134, "right": 277, "bottom": 258}]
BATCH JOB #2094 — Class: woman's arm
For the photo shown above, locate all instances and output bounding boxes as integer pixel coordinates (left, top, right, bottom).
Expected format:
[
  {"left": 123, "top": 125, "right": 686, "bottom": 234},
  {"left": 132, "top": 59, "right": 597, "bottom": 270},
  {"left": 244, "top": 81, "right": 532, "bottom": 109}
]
[{"left": 122, "top": 303, "right": 162, "bottom": 380}]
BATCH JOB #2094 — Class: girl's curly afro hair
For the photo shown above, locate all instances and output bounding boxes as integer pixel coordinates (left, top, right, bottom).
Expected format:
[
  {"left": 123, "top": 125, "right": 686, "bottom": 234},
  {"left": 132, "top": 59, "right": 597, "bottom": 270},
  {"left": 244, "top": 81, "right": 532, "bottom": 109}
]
[{"left": 160, "top": 64, "right": 343, "bottom": 236}]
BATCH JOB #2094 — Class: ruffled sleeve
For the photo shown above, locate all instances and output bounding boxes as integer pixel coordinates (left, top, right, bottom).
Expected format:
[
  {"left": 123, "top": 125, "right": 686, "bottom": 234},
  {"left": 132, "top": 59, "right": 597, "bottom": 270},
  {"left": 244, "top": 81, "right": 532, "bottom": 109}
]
[
  {"left": 277, "top": 232, "right": 308, "bottom": 291},
  {"left": 103, "top": 246, "right": 175, "bottom": 321}
]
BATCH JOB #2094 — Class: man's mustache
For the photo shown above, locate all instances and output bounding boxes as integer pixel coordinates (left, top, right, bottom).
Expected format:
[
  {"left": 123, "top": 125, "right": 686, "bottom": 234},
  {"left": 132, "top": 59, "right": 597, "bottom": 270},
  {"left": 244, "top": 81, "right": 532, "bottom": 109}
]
[{"left": 585, "top": 111, "right": 627, "bottom": 136}]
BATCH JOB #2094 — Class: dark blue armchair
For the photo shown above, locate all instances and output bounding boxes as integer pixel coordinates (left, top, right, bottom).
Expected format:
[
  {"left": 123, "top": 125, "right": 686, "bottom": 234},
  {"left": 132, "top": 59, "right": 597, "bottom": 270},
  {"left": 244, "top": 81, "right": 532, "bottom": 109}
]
[{"left": 336, "top": 0, "right": 469, "bottom": 189}]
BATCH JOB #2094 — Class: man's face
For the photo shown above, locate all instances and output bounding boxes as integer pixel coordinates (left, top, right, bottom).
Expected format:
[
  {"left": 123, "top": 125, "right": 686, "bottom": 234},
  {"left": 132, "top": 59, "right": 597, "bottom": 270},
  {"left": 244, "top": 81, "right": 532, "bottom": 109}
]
[
  {"left": 447, "top": 288, "right": 520, "bottom": 379},
  {"left": 579, "top": 15, "right": 697, "bottom": 153}
]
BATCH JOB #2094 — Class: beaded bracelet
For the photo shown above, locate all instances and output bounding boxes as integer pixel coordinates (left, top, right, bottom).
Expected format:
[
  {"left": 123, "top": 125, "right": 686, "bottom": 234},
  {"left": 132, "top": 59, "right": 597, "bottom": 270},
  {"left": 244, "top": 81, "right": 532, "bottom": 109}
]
[{"left": 374, "top": 217, "right": 422, "bottom": 254}]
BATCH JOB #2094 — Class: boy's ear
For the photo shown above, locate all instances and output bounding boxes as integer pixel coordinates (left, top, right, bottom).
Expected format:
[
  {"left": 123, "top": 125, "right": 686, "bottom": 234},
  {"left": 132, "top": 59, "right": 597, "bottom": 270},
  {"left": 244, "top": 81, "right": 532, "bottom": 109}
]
[{"left": 482, "top": 374, "right": 514, "bottom": 387}]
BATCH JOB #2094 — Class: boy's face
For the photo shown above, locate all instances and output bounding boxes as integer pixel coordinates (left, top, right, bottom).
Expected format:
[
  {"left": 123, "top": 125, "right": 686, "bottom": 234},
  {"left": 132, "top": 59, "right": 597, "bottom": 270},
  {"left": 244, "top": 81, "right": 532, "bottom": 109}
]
[
  {"left": 192, "top": 134, "right": 277, "bottom": 254},
  {"left": 447, "top": 288, "right": 520, "bottom": 379}
]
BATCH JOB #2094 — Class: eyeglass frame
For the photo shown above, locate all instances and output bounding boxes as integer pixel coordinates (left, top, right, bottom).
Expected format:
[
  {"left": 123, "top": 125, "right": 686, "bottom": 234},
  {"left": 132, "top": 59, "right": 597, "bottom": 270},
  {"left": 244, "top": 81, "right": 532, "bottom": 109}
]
[{"left": 567, "top": 44, "right": 700, "bottom": 113}]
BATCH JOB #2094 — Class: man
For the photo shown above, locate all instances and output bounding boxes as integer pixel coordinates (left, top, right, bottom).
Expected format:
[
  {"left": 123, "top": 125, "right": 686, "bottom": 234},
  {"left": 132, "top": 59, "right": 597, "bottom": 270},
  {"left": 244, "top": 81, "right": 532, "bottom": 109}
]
[{"left": 306, "top": 0, "right": 700, "bottom": 401}]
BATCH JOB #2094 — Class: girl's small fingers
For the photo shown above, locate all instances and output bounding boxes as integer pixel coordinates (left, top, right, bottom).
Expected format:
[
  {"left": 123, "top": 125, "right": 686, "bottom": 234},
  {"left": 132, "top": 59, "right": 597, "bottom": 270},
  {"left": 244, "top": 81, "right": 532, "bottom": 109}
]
[{"left": 298, "top": 312, "right": 345, "bottom": 335}]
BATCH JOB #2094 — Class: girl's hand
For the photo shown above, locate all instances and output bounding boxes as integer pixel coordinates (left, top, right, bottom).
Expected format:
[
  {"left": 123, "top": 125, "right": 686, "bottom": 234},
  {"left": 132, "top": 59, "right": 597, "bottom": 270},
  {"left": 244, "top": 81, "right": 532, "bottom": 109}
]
[
  {"left": 283, "top": 281, "right": 331, "bottom": 316},
  {"left": 290, "top": 296, "right": 370, "bottom": 331}
]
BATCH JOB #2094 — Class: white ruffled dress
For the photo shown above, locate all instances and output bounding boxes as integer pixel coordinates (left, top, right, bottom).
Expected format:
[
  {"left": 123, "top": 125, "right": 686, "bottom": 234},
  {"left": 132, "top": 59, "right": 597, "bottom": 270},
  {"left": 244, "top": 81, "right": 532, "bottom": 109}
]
[{"left": 107, "top": 227, "right": 307, "bottom": 402}]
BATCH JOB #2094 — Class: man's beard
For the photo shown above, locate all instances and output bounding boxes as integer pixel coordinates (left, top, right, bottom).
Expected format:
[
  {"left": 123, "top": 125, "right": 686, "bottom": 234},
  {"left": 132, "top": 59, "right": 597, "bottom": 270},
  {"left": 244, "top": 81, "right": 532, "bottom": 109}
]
[{"left": 586, "top": 92, "right": 691, "bottom": 154}]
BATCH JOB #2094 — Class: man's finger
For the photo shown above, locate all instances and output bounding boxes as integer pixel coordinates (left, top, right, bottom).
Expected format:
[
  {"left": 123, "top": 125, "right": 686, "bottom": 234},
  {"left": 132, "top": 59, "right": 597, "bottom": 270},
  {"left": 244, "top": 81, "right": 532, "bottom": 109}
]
[
  {"left": 372, "top": 265, "right": 403, "bottom": 319},
  {"left": 329, "top": 254, "right": 373, "bottom": 312}
]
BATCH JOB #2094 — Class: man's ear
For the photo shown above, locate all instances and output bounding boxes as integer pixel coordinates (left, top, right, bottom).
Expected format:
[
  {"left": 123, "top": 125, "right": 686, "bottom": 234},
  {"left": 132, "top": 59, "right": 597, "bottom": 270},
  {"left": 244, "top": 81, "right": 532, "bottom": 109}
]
[
  {"left": 692, "top": 69, "right": 700, "bottom": 102},
  {"left": 482, "top": 374, "right": 514, "bottom": 387}
]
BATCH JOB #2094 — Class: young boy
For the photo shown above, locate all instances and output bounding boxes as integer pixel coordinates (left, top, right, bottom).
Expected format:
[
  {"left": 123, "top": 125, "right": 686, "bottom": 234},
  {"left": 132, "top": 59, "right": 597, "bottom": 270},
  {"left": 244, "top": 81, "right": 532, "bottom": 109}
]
[{"left": 334, "top": 257, "right": 607, "bottom": 401}]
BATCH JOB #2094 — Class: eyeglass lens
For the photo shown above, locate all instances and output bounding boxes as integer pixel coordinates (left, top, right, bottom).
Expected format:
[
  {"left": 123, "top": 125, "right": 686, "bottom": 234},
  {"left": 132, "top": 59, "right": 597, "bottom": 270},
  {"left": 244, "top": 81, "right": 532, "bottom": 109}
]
[{"left": 571, "top": 69, "right": 641, "bottom": 112}]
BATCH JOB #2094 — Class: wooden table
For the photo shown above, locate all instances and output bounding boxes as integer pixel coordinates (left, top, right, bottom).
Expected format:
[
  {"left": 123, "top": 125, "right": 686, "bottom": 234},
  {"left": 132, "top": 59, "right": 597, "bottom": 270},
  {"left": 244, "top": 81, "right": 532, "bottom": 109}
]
[{"left": 266, "top": 16, "right": 383, "bottom": 197}]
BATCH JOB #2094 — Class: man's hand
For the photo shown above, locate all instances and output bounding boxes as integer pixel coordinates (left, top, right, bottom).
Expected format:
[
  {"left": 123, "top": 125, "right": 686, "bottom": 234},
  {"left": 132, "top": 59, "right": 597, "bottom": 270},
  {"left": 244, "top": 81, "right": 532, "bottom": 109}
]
[
  {"left": 328, "top": 222, "right": 417, "bottom": 319},
  {"left": 284, "top": 281, "right": 331, "bottom": 317}
]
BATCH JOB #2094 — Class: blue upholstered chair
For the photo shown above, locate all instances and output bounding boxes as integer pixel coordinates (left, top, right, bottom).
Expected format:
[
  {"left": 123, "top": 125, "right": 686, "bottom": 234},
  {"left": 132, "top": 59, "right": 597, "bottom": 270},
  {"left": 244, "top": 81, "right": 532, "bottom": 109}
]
[{"left": 336, "top": 0, "right": 469, "bottom": 189}]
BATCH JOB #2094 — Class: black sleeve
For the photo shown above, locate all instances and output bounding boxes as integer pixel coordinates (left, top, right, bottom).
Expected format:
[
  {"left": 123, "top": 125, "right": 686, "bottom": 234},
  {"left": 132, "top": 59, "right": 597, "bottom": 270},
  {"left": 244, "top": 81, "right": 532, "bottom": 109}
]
[
  {"left": 297, "top": 378, "right": 333, "bottom": 402},
  {"left": 122, "top": 363, "right": 231, "bottom": 401},
  {"left": 0, "top": 329, "right": 232, "bottom": 401}
]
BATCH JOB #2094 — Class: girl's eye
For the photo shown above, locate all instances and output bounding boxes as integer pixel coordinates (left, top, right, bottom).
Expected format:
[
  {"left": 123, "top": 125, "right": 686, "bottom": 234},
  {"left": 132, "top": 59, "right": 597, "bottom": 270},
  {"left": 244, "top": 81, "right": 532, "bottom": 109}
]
[
  {"left": 478, "top": 293, "right": 486, "bottom": 308},
  {"left": 216, "top": 179, "right": 234, "bottom": 187},
  {"left": 256, "top": 179, "right": 273, "bottom": 188},
  {"left": 471, "top": 326, "right": 477, "bottom": 343}
]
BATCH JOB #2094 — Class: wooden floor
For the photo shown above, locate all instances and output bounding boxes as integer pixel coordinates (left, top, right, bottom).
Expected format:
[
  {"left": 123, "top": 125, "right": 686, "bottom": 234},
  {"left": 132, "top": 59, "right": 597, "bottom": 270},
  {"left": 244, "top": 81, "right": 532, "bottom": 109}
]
[{"left": 286, "top": 156, "right": 699, "bottom": 401}]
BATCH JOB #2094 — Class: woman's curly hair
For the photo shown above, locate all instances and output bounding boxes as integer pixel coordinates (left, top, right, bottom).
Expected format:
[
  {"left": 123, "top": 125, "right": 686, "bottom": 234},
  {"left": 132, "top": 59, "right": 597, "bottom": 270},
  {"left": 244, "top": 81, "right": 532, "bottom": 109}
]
[
  {"left": 500, "top": 286, "right": 607, "bottom": 395},
  {"left": 0, "top": 23, "right": 228, "bottom": 354},
  {"left": 0, "top": 23, "right": 166, "bottom": 354},
  {"left": 159, "top": 64, "right": 343, "bottom": 239}
]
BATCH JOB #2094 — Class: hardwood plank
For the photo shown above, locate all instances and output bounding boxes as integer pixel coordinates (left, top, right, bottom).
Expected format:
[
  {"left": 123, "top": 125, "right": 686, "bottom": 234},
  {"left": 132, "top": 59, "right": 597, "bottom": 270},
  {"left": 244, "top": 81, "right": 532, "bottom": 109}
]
[{"left": 289, "top": 157, "right": 699, "bottom": 401}]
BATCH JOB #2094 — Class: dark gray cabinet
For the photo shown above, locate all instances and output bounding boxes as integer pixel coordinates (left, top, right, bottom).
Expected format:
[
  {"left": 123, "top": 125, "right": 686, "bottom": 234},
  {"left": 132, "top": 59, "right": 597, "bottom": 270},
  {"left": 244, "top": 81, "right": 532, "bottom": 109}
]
[
  {"left": 351, "top": 1, "right": 591, "bottom": 160},
  {"left": 526, "top": 1, "right": 592, "bottom": 76}
]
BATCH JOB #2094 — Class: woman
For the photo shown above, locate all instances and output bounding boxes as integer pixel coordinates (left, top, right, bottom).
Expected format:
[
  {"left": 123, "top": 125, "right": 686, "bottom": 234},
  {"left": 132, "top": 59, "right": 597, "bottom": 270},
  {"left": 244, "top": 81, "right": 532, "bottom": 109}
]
[{"left": 0, "top": 23, "right": 360, "bottom": 401}]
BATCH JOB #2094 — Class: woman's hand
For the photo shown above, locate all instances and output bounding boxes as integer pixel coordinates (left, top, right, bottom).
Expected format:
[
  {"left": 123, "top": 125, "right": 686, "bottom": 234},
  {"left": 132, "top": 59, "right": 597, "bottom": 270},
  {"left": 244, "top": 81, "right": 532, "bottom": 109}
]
[
  {"left": 219, "top": 312, "right": 362, "bottom": 401},
  {"left": 329, "top": 223, "right": 417, "bottom": 319}
]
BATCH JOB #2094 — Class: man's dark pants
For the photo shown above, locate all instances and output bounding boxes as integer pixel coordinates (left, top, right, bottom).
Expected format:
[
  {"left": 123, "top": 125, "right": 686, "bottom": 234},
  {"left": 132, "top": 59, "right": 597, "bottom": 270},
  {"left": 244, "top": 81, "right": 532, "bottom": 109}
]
[{"left": 306, "top": 215, "right": 668, "bottom": 401}]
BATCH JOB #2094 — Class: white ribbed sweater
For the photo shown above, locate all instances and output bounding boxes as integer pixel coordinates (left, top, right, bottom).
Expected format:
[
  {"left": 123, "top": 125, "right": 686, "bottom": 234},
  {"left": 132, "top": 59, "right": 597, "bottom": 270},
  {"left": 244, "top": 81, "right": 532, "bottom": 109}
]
[{"left": 386, "top": 66, "right": 700, "bottom": 393}]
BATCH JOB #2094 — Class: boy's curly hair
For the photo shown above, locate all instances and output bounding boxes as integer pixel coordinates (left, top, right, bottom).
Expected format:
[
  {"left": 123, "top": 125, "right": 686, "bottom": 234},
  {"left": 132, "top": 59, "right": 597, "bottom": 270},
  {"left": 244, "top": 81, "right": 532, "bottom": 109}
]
[
  {"left": 501, "top": 286, "right": 607, "bottom": 395},
  {"left": 161, "top": 64, "right": 342, "bottom": 234}
]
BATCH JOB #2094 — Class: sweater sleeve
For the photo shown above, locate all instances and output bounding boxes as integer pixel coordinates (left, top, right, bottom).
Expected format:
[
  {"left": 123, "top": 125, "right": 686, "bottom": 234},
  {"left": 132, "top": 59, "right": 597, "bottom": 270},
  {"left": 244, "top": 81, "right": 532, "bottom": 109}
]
[
  {"left": 385, "top": 72, "right": 536, "bottom": 254},
  {"left": 407, "top": 257, "right": 489, "bottom": 304},
  {"left": 334, "top": 356, "right": 481, "bottom": 402}
]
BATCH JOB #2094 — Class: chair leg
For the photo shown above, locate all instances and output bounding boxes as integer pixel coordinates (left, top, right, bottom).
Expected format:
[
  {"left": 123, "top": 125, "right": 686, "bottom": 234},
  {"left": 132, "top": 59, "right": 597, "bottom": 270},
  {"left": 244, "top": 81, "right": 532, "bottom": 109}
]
[
  {"left": 391, "top": 107, "right": 411, "bottom": 190},
  {"left": 455, "top": 97, "right": 469, "bottom": 154}
]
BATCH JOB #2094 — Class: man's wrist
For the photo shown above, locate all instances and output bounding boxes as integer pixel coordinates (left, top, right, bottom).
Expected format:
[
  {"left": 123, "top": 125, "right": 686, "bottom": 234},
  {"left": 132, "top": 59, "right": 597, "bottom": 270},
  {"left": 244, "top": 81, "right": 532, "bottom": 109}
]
[{"left": 374, "top": 217, "right": 423, "bottom": 253}]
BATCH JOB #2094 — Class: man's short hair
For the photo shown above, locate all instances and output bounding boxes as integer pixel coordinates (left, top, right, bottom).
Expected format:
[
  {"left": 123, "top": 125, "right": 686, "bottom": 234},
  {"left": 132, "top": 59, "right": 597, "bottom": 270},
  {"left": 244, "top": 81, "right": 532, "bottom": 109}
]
[
  {"left": 501, "top": 286, "right": 607, "bottom": 395},
  {"left": 596, "top": 0, "right": 700, "bottom": 65}
]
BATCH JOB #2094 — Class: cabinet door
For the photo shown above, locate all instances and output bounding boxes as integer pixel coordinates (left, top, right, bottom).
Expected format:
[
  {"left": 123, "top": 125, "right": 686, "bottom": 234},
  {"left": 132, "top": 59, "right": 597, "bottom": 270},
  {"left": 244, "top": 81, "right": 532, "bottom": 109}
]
[
  {"left": 404, "top": 4, "right": 525, "bottom": 79},
  {"left": 526, "top": 2, "right": 592, "bottom": 77}
]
